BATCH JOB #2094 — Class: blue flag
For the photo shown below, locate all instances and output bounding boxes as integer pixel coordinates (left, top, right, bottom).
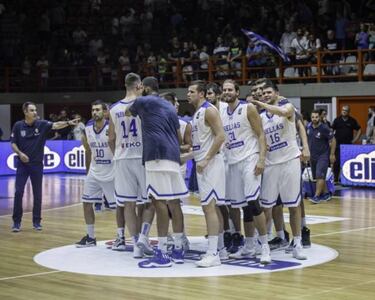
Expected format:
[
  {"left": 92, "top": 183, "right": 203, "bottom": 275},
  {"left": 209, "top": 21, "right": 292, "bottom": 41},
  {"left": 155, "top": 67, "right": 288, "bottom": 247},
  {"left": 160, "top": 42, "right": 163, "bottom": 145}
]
[{"left": 241, "top": 29, "right": 290, "bottom": 62}]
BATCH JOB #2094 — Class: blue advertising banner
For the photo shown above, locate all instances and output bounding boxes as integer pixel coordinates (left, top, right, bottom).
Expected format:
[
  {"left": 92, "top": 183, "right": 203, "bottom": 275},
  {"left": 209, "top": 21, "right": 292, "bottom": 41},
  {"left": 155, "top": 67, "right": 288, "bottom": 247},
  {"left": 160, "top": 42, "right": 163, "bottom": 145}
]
[
  {"left": 0, "top": 141, "right": 86, "bottom": 176},
  {"left": 340, "top": 144, "right": 375, "bottom": 187}
]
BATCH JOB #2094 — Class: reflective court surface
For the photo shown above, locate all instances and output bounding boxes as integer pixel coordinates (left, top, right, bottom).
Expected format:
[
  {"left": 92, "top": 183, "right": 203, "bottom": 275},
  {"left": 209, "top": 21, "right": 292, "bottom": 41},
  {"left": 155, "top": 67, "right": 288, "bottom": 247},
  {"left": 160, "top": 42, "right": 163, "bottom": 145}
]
[{"left": 0, "top": 174, "right": 375, "bottom": 300}]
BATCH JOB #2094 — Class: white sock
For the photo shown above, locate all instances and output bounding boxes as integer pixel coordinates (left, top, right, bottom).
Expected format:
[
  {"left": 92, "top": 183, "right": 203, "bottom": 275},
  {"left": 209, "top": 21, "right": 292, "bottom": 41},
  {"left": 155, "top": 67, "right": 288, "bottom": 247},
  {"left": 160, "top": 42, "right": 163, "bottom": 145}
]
[
  {"left": 217, "top": 232, "right": 224, "bottom": 250},
  {"left": 87, "top": 224, "right": 95, "bottom": 238},
  {"left": 258, "top": 234, "right": 268, "bottom": 245},
  {"left": 245, "top": 236, "right": 256, "bottom": 249},
  {"left": 228, "top": 219, "right": 235, "bottom": 233},
  {"left": 173, "top": 232, "right": 183, "bottom": 249},
  {"left": 276, "top": 230, "right": 285, "bottom": 240},
  {"left": 267, "top": 220, "right": 273, "bottom": 235},
  {"left": 117, "top": 227, "right": 124, "bottom": 238},
  {"left": 207, "top": 236, "right": 218, "bottom": 255},
  {"left": 158, "top": 236, "right": 168, "bottom": 252},
  {"left": 131, "top": 235, "right": 138, "bottom": 245},
  {"left": 294, "top": 236, "right": 302, "bottom": 247},
  {"left": 301, "top": 218, "right": 307, "bottom": 228},
  {"left": 141, "top": 222, "right": 151, "bottom": 236}
]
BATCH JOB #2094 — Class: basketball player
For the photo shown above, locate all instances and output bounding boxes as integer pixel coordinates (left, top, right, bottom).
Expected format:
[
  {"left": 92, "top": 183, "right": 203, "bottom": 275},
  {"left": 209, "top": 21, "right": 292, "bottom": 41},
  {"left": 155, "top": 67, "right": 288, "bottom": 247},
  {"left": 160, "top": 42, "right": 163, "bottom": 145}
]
[
  {"left": 206, "top": 82, "right": 242, "bottom": 253},
  {"left": 108, "top": 73, "right": 155, "bottom": 257},
  {"left": 131, "top": 77, "right": 188, "bottom": 268},
  {"left": 76, "top": 100, "right": 116, "bottom": 247},
  {"left": 252, "top": 82, "right": 307, "bottom": 260},
  {"left": 221, "top": 79, "right": 271, "bottom": 264},
  {"left": 188, "top": 80, "right": 226, "bottom": 267}
]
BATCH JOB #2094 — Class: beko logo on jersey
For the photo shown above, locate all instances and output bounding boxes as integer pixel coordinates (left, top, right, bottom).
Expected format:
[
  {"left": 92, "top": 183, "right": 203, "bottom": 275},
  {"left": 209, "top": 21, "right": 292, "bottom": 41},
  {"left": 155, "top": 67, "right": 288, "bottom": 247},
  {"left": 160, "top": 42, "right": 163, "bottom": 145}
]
[
  {"left": 122, "top": 141, "right": 141, "bottom": 148},
  {"left": 64, "top": 145, "right": 86, "bottom": 170},
  {"left": 342, "top": 151, "right": 375, "bottom": 182},
  {"left": 6, "top": 146, "right": 61, "bottom": 170}
]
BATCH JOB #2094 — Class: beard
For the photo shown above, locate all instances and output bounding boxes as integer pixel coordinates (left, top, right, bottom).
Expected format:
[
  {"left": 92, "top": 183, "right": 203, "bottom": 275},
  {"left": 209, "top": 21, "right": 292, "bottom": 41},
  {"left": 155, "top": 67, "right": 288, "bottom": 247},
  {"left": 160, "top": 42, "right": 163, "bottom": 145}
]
[{"left": 223, "top": 95, "right": 236, "bottom": 103}]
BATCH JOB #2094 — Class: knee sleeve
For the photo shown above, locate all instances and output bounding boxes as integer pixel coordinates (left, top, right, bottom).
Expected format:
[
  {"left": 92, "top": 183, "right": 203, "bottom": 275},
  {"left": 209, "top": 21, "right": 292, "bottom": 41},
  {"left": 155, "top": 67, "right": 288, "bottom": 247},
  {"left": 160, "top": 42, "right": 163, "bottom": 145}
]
[
  {"left": 247, "top": 200, "right": 263, "bottom": 217},
  {"left": 242, "top": 205, "right": 254, "bottom": 222}
]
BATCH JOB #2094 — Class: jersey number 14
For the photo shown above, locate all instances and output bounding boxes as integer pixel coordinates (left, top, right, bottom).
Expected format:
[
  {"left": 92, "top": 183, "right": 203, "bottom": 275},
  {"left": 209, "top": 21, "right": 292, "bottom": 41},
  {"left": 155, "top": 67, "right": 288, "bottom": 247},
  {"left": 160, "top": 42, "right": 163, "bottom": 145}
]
[{"left": 121, "top": 119, "right": 138, "bottom": 138}]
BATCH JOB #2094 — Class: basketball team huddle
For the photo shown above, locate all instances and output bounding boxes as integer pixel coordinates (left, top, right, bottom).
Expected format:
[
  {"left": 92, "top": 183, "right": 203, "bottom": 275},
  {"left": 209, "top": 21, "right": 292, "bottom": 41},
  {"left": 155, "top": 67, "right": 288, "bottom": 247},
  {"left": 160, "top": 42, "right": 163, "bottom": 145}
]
[{"left": 76, "top": 74, "right": 312, "bottom": 268}]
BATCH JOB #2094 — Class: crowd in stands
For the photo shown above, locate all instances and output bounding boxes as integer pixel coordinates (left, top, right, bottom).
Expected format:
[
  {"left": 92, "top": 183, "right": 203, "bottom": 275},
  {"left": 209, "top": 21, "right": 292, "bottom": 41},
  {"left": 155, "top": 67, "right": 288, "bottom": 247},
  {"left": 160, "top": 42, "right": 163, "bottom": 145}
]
[{"left": 1, "top": 0, "right": 375, "bottom": 89}]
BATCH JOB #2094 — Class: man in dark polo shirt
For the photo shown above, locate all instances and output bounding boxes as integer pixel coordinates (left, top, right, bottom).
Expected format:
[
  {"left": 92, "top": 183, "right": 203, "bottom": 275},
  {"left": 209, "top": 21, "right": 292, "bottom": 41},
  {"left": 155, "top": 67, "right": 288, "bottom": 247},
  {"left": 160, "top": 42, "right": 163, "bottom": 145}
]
[
  {"left": 332, "top": 105, "right": 361, "bottom": 182},
  {"left": 10, "top": 101, "right": 78, "bottom": 232},
  {"left": 307, "top": 110, "right": 336, "bottom": 204}
]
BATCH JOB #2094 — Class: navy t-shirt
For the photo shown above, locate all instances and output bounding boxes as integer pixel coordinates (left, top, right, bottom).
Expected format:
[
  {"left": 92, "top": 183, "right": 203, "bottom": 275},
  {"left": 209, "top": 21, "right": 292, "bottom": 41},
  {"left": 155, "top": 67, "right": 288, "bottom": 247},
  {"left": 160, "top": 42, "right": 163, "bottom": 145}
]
[
  {"left": 129, "top": 95, "right": 181, "bottom": 164},
  {"left": 306, "top": 123, "right": 333, "bottom": 160},
  {"left": 11, "top": 120, "right": 53, "bottom": 163}
]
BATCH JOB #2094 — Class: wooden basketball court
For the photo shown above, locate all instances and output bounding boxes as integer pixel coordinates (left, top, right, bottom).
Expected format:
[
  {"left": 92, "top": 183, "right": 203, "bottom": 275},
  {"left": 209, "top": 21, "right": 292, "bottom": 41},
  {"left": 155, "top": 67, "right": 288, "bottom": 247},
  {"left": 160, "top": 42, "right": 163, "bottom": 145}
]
[{"left": 0, "top": 174, "right": 374, "bottom": 300}]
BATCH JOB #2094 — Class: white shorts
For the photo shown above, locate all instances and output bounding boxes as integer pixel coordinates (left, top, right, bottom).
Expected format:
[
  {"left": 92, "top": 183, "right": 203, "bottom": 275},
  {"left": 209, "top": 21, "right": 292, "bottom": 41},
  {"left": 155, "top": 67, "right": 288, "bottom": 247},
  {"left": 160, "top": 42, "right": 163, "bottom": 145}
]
[
  {"left": 260, "top": 157, "right": 302, "bottom": 208},
  {"left": 82, "top": 174, "right": 116, "bottom": 207},
  {"left": 196, "top": 153, "right": 226, "bottom": 206},
  {"left": 114, "top": 159, "right": 148, "bottom": 207},
  {"left": 145, "top": 160, "right": 188, "bottom": 201},
  {"left": 226, "top": 154, "right": 261, "bottom": 208}
]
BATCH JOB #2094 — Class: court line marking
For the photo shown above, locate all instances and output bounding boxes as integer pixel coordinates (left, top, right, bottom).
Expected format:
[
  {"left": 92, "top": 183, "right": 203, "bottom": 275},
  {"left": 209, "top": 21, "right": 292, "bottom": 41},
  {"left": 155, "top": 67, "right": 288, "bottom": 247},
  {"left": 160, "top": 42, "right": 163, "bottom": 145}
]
[
  {"left": 293, "top": 278, "right": 375, "bottom": 299},
  {"left": 0, "top": 203, "right": 81, "bottom": 219},
  {"left": 311, "top": 225, "right": 375, "bottom": 237},
  {"left": 0, "top": 271, "right": 62, "bottom": 282}
]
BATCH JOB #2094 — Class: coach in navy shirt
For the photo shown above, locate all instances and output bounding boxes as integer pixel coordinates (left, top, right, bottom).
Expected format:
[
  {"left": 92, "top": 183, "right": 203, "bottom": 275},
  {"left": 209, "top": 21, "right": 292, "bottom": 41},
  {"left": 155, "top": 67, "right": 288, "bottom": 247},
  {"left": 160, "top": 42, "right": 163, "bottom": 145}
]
[
  {"left": 306, "top": 110, "right": 336, "bottom": 203},
  {"left": 10, "top": 102, "right": 78, "bottom": 232}
]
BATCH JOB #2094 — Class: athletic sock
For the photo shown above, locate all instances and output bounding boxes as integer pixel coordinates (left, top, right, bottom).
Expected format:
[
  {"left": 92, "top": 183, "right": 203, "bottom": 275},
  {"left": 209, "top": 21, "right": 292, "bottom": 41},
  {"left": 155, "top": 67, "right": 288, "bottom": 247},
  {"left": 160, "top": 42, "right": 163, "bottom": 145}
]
[{"left": 87, "top": 224, "right": 95, "bottom": 239}]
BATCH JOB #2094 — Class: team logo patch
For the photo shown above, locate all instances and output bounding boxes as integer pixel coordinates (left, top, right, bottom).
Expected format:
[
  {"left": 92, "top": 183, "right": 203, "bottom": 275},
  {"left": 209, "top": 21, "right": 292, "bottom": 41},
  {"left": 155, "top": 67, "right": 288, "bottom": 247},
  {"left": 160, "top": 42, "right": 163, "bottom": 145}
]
[
  {"left": 34, "top": 237, "right": 337, "bottom": 278},
  {"left": 20, "top": 130, "right": 26, "bottom": 137}
]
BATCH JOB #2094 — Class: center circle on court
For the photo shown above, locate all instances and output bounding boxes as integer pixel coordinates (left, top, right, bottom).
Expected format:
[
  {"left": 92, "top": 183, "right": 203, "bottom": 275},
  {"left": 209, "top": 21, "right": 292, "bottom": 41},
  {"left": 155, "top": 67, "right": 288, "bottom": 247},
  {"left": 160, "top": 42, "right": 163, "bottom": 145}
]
[{"left": 34, "top": 236, "right": 338, "bottom": 278}]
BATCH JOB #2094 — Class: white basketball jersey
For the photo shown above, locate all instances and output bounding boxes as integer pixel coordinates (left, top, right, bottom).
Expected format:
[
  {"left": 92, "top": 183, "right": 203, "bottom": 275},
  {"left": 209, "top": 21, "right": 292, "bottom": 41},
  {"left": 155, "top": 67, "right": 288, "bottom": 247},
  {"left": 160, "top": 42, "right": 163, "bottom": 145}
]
[
  {"left": 222, "top": 101, "right": 259, "bottom": 164},
  {"left": 218, "top": 101, "right": 228, "bottom": 118},
  {"left": 109, "top": 99, "right": 143, "bottom": 160},
  {"left": 85, "top": 120, "right": 114, "bottom": 181},
  {"left": 179, "top": 118, "right": 187, "bottom": 139},
  {"left": 192, "top": 101, "right": 216, "bottom": 162},
  {"left": 260, "top": 100, "right": 301, "bottom": 166}
]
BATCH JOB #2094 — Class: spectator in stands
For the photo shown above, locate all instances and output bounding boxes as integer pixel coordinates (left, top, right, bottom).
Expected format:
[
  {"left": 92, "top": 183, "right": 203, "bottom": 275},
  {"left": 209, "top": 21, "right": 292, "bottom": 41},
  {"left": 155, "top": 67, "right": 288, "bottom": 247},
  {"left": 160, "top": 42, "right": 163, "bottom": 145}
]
[
  {"left": 181, "top": 41, "right": 193, "bottom": 83},
  {"left": 88, "top": 35, "right": 103, "bottom": 59},
  {"left": 355, "top": 23, "right": 370, "bottom": 49},
  {"left": 307, "top": 32, "right": 322, "bottom": 71},
  {"left": 36, "top": 55, "right": 49, "bottom": 89},
  {"left": 168, "top": 37, "right": 182, "bottom": 79},
  {"left": 227, "top": 37, "right": 243, "bottom": 78},
  {"left": 97, "top": 49, "right": 112, "bottom": 87},
  {"left": 146, "top": 51, "right": 158, "bottom": 76},
  {"left": 22, "top": 56, "right": 31, "bottom": 79},
  {"left": 118, "top": 48, "right": 132, "bottom": 77},
  {"left": 291, "top": 28, "right": 310, "bottom": 77},
  {"left": 322, "top": 30, "right": 340, "bottom": 76},
  {"left": 157, "top": 51, "right": 168, "bottom": 84},
  {"left": 368, "top": 23, "right": 375, "bottom": 61},
  {"left": 190, "top": 43, "right": 200, "bottom": 80},
  {"left": 213, "top": 36, "right": 229, "bottom": 79},
  {"left": 319, "top": 108, "right": 331, "bottom": 127},
  {"left": 72, "top": 26, "right": 87, "bottom": 52},
  {"left": 335, "top": 11, "right": 349, "bottom": 50},
  {"left": 332, "top": 105, "right": 362, "bottom": 182},
  {"left": 38, "top": 11, "right": 50, "bottom": 51},
  {"left": 366, "top": 106, "right": 375, "bottom": 143},
  {"left": 280, "top": 24, "right": 297, "bottom": 60},
  {"left": 246, "top": 40, "right": 267, "bottom": 78},
  {"left": 199, "top": 45, "right": 210, "bottom": 80},
  {"left": 69, "top": 114, "right": 85, "bottom": 140}
]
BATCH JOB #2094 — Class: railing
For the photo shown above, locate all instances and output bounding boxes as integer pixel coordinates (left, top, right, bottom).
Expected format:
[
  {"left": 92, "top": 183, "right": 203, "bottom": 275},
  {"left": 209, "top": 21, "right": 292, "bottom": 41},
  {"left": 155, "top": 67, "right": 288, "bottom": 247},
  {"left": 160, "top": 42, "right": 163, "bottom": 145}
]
[{"left": 0, "top": 49, "right": 374, "bottom": 92}]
